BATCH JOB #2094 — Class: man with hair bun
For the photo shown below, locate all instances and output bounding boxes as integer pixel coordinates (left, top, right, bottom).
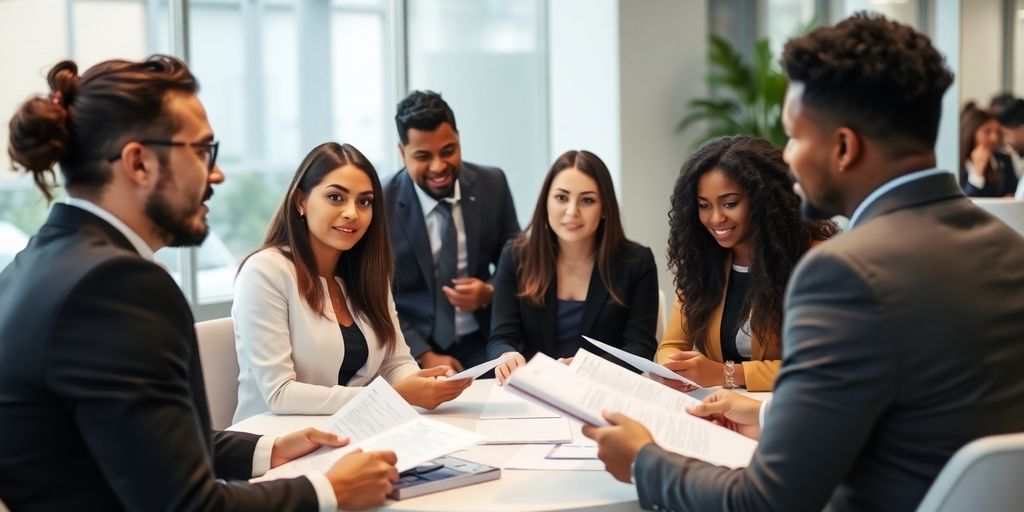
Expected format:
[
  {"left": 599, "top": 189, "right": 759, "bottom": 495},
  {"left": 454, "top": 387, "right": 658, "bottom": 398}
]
[
  {"left": 0, "top": 55, "right": 398, "bottom": 511},
  {"left": 583, "top": 13, "right": 1024, "bottom": 511}
]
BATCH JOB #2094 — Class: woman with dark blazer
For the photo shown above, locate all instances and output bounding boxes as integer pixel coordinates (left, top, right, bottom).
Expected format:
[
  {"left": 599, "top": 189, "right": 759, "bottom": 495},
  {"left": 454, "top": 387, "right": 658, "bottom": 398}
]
[
  {"left": 960, "top": 104, "right": 1019, "bottom": 197},
  {"left": 489, "top": 150, "right": 659, "bottom": 383}
]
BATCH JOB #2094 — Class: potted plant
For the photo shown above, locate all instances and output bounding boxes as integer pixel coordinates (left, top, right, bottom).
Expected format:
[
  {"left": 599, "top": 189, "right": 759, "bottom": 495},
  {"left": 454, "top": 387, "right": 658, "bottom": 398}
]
[{"left": 676, "top": 34, "right": 789, "bottom": 148}]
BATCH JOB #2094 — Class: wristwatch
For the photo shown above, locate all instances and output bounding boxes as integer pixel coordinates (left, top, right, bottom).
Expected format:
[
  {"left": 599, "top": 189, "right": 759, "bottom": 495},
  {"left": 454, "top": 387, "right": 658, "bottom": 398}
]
[{"left": 723, "top": 360, "right": 736, "bottom": 389}]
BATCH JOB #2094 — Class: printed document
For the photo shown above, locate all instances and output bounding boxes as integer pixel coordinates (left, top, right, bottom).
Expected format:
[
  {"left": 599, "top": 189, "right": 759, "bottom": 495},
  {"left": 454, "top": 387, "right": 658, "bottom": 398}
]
[
  {"left": 506, "top": 351, "right": 757, "bottom": 468},
  {"left": 257, "top": 377, "right": 482, "bottom": 480}
]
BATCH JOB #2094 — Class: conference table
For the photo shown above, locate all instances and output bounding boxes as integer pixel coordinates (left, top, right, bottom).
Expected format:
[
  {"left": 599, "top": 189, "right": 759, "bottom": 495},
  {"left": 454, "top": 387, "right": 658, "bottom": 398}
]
[{"left": 229, "top": 379, "right": 769, "bottom": 512}]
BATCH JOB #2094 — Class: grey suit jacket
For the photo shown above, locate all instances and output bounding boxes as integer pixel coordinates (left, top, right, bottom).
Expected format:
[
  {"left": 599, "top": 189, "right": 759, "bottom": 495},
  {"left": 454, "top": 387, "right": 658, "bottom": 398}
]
[
  {"left": 634, "top": 172, "right": 1024, "bottom": 511},
  {"left": 383, "top": 161, "right": 520, "bottom": 357}
]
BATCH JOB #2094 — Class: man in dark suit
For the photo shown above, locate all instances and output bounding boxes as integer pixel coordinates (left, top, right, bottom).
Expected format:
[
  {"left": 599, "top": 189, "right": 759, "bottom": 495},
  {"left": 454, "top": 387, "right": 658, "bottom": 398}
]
[
  {"left": 384, "top": 91, "right": 519, "bottom": 371},
  {"left": 0, "top": 55, "right": 397, "bottom": 511},
  {"left": 583, "top": 13, "right": 1024, "bottom": 511}
]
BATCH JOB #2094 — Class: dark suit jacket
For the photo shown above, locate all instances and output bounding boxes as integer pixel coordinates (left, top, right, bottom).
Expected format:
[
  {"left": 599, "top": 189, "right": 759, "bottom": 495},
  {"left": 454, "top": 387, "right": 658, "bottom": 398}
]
[
  {"left": 961, "top": 151, "right": 1019, "bottom": 197},
  {"left": 634, "top": 172, "right": 1024, "bottom": 511},
  {"left": 383, "top": 162, "right": 520, "bottom": 357},
  {"left": 0, "top": 205, "right": 316, "bottom": 511},
  {"left": 487, "top": 240, "right": 659, "bottom": 365}
]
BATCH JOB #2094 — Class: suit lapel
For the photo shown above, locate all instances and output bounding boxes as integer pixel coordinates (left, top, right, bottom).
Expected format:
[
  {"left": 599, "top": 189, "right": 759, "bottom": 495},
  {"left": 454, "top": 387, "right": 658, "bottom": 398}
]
[
  {"left": 581, "top": 264, "right": 609, "bottom": 334},
  {"left": 459, "top": 167, "right": 481, "bottom": 276},
  {"left": 396, "top": 172, "right": 435, "bottom": 294}
]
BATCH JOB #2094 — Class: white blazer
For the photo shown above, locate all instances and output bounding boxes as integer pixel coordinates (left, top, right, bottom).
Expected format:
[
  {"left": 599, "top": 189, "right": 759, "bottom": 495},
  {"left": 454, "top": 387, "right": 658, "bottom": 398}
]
[{"left": 232, "top": 248, "right": 419, "bottom": 423}]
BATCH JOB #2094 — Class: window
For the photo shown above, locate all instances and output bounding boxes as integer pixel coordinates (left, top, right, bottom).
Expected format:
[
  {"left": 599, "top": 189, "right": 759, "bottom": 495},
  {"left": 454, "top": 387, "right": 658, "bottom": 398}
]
[
  {"left": 0, "top": 0, "right": 166, "bottom": 272},
  {"left": 405, "top": 0, "right": 549, "bottom": 227}
]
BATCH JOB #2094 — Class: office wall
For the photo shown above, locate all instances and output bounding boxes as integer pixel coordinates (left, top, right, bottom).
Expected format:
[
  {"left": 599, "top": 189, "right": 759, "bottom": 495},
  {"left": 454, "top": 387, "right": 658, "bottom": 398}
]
[{"left": 960, "top": 0, "right": 1004, "bottom": 107}]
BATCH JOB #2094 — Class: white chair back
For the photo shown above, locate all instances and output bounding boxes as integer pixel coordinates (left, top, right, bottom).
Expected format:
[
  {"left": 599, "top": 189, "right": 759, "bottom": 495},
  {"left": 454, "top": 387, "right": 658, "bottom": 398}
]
[
  {"left": 194, "top": 317, "right": 239, "bottom": 430},
  {"left": 916, "top": 432, "right": 1024, "bottom": 512},
  {"left": 972, "top": 198, "right": 1024, "bottom": 236}
]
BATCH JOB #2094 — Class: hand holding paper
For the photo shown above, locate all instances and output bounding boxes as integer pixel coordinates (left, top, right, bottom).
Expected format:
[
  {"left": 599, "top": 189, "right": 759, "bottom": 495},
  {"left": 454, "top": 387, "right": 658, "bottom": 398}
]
[
  {"left": 443, "top": 353, "right": 516, "bottom": 381},
  {"left": 582, "top": 335, "right": 702, "bottom": 389}
]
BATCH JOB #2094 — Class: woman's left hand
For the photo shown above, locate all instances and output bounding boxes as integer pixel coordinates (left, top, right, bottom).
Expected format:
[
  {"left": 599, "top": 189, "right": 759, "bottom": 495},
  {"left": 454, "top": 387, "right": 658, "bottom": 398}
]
[{"left": 661, "top": 351, "right": 723, "bottom": 387}]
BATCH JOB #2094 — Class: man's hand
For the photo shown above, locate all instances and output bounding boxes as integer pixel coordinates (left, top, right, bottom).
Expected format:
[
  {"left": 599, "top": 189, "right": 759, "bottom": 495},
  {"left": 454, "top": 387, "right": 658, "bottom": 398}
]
[
  {"left": 393, "top": 366, "right": 473, "bottom": 409},
  {"left": 687, "top": 390, "right": 763, "bottom": 440},
  {"left": 326, "top": 449, "right": 399, "bottom": 510},
  {"left": 581, "top": 411, "right": 655, "bottom": 483},
  {"left": 442, "top": 277, "right": 493, "bottom": 312},
  {"left": 417, "top": 350, "right": 464, "bottom": 372},
  {"left": 494, "top": 352, "right": 526, "bottom": 385},
  {"left": 270, "top": 428, "right": 348, "bottom": 468},
  {"left": 661, "top": 351, "right": 726, "bottom": 387}
]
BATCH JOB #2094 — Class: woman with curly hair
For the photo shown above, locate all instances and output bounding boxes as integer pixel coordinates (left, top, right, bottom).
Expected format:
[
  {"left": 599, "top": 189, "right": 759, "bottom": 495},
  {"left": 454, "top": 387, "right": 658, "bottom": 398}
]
[{"left": 655, "top": 135, "right": 837, "bottom": 391}]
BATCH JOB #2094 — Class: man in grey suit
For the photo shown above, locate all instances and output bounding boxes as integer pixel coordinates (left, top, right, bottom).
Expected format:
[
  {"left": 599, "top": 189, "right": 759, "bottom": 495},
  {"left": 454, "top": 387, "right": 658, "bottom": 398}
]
[
  {"left": 383, "top": 91, "right": 519, "bottom": 371},
  {"left": 583, "top": 13, "right": 1024, "bottom": 512}
]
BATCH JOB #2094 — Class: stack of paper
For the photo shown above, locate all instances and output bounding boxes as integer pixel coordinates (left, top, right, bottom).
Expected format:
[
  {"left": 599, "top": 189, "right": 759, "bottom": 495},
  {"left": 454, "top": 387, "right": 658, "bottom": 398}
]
[
  {"left": 256, "top": 377, "right": 483, "bottom": 481},
  {"left": 506, "top": 350, "right": 758, "bottom": 469}
]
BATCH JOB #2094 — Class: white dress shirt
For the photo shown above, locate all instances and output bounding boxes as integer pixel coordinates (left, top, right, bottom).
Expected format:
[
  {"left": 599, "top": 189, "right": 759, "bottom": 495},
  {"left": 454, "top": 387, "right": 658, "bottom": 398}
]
[
  {"left": 413, "top": 180, "right": 480, "bottom": 337},
  {"left": 848, "top": 168, "right": 947, "bottom": 228}
]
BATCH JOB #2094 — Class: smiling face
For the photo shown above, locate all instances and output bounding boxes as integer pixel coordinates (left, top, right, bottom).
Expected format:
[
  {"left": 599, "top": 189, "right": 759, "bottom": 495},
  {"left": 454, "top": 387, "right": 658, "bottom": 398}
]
[
  {"left": 298, "top": 164, "right": 374, "bottom": 259},
  {"left": 399, "top": 121, "right": 462, "bottom": 200},
  {"left": 547, "top": 167, "right": 603, "bottom": 247},
  {"left": 697, "top": 168, "right": 753, "bottom": 259}
]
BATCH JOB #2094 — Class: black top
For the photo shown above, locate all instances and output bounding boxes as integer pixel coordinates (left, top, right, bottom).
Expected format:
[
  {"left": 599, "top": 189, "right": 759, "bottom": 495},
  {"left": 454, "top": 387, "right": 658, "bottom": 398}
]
[
  {"left": 487, "top": 240, "right": 659, "bottom": 370},
  {"left": 554, "top": 299, "right": 586, "bottom": 358},
  {"left": 338, "top": 322, "right": 369, "bottom": 385},
  {"left": 719, "top": 265, "right": 751, "bottom": 363}
]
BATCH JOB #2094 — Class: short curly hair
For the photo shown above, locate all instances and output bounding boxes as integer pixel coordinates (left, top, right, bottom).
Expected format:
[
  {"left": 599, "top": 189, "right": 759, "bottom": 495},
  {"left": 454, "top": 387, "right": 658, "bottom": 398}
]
[
  {"left": 394, "top": 90, "right": 458, "bottom": 144},
  {"left": 667, "top": 136, "right": 837, "bottom": 353},
  {"left": 781, "top": 12, "right": 953, "bottom": 156}
]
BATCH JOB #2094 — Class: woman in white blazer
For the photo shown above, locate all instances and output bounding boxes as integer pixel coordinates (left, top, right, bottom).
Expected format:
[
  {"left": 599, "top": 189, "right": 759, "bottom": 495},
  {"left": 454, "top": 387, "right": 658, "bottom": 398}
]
[{"left": 232, "top": 142, "right": 471, "bottom": 423}]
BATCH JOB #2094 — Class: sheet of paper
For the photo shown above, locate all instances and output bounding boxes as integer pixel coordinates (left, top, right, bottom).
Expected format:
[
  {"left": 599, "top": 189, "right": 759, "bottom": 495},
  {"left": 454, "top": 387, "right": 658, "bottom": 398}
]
[
  {"left": 569, "top": 349, "right": 701, "bottom": 410},
  {"left": 544, "top": 443, "right": 598, "bottom": 460},
  {"left": 582, "top": 335, "right": 702, "bottom": 388},
  {"left": 256, "top": 377, "right": 484, "bottom": 481},
  {"left": 442, "top": 353, "right": 516, "bottom": 381},
  {"left": 474, "top": 417, "right": 572, "bottom": 444},
  {"left": 503, "top": 444, "right": 605, "bottom": 471},
  {"left": 480, "top": 382, "right": 562, "bottom": 419},
  {"left": 508, "top": 353, "right": 757, "bottom": 468}
]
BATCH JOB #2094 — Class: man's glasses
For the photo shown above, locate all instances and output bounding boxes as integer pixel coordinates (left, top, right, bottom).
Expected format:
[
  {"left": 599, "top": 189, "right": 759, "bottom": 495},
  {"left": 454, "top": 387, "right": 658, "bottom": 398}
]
[{"left": 108, "top": 140, "right": 220, "bottom": 172}]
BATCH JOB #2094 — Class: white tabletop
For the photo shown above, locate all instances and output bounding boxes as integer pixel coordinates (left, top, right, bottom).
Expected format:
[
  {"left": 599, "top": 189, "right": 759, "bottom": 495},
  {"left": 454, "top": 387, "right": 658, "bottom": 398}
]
[
  {"left": 230, "top": 379, "right": 642, "bottom": 511},
  {"left": 229, "top": 379, "right": 770, "bottom": 512}
]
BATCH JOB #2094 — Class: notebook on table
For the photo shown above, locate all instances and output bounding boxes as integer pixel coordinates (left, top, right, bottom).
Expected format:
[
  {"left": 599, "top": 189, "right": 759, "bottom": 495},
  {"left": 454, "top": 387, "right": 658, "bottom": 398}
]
[{"left": 389, "top": 455, "right": 501, "bottom": 500}]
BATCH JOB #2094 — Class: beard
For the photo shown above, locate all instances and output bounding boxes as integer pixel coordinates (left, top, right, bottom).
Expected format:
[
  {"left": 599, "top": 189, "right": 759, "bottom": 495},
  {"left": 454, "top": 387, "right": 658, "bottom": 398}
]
[
  {"left": 146, "top": 169, "right": 213, "bottom": 247},
  {"left": 793, "top": 179, "right": 843, "bottom": 222},
  {"left": 419, "top": 164, "right": 460, "bottom": 200}
]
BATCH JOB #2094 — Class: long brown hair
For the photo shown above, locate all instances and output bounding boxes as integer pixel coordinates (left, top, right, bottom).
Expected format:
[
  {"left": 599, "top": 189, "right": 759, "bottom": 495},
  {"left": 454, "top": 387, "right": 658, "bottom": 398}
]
[
  {"left": 242, "top": 142, "right": 397, "bottom": 351},
  {"left": 959, "top": 104, "right": 1001, "bottom": 188},
  {"left": 515, "top": 150, "right": 627, "bottom": 306}
]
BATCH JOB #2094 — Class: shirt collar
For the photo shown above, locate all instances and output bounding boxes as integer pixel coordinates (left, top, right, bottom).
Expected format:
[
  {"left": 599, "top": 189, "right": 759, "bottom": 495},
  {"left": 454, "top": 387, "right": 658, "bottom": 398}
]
[
  {"left": 847, "top": 167, "right": 947, "bottom": 228},
  {"left": 64, "top": 197, "right": 156, "bottom": 261},
  {"left": 413, "top": 178, "right": 461, "bottom": 218}
]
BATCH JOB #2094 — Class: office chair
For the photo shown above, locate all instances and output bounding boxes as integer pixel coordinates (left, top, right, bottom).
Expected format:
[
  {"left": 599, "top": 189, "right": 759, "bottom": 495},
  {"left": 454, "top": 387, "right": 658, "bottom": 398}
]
[
  {"left": 194, "top": 317, "right": 240, "bottom": 430},
  {"left": 915, "top": 432, "right": 1024, "bottom": 511}
]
